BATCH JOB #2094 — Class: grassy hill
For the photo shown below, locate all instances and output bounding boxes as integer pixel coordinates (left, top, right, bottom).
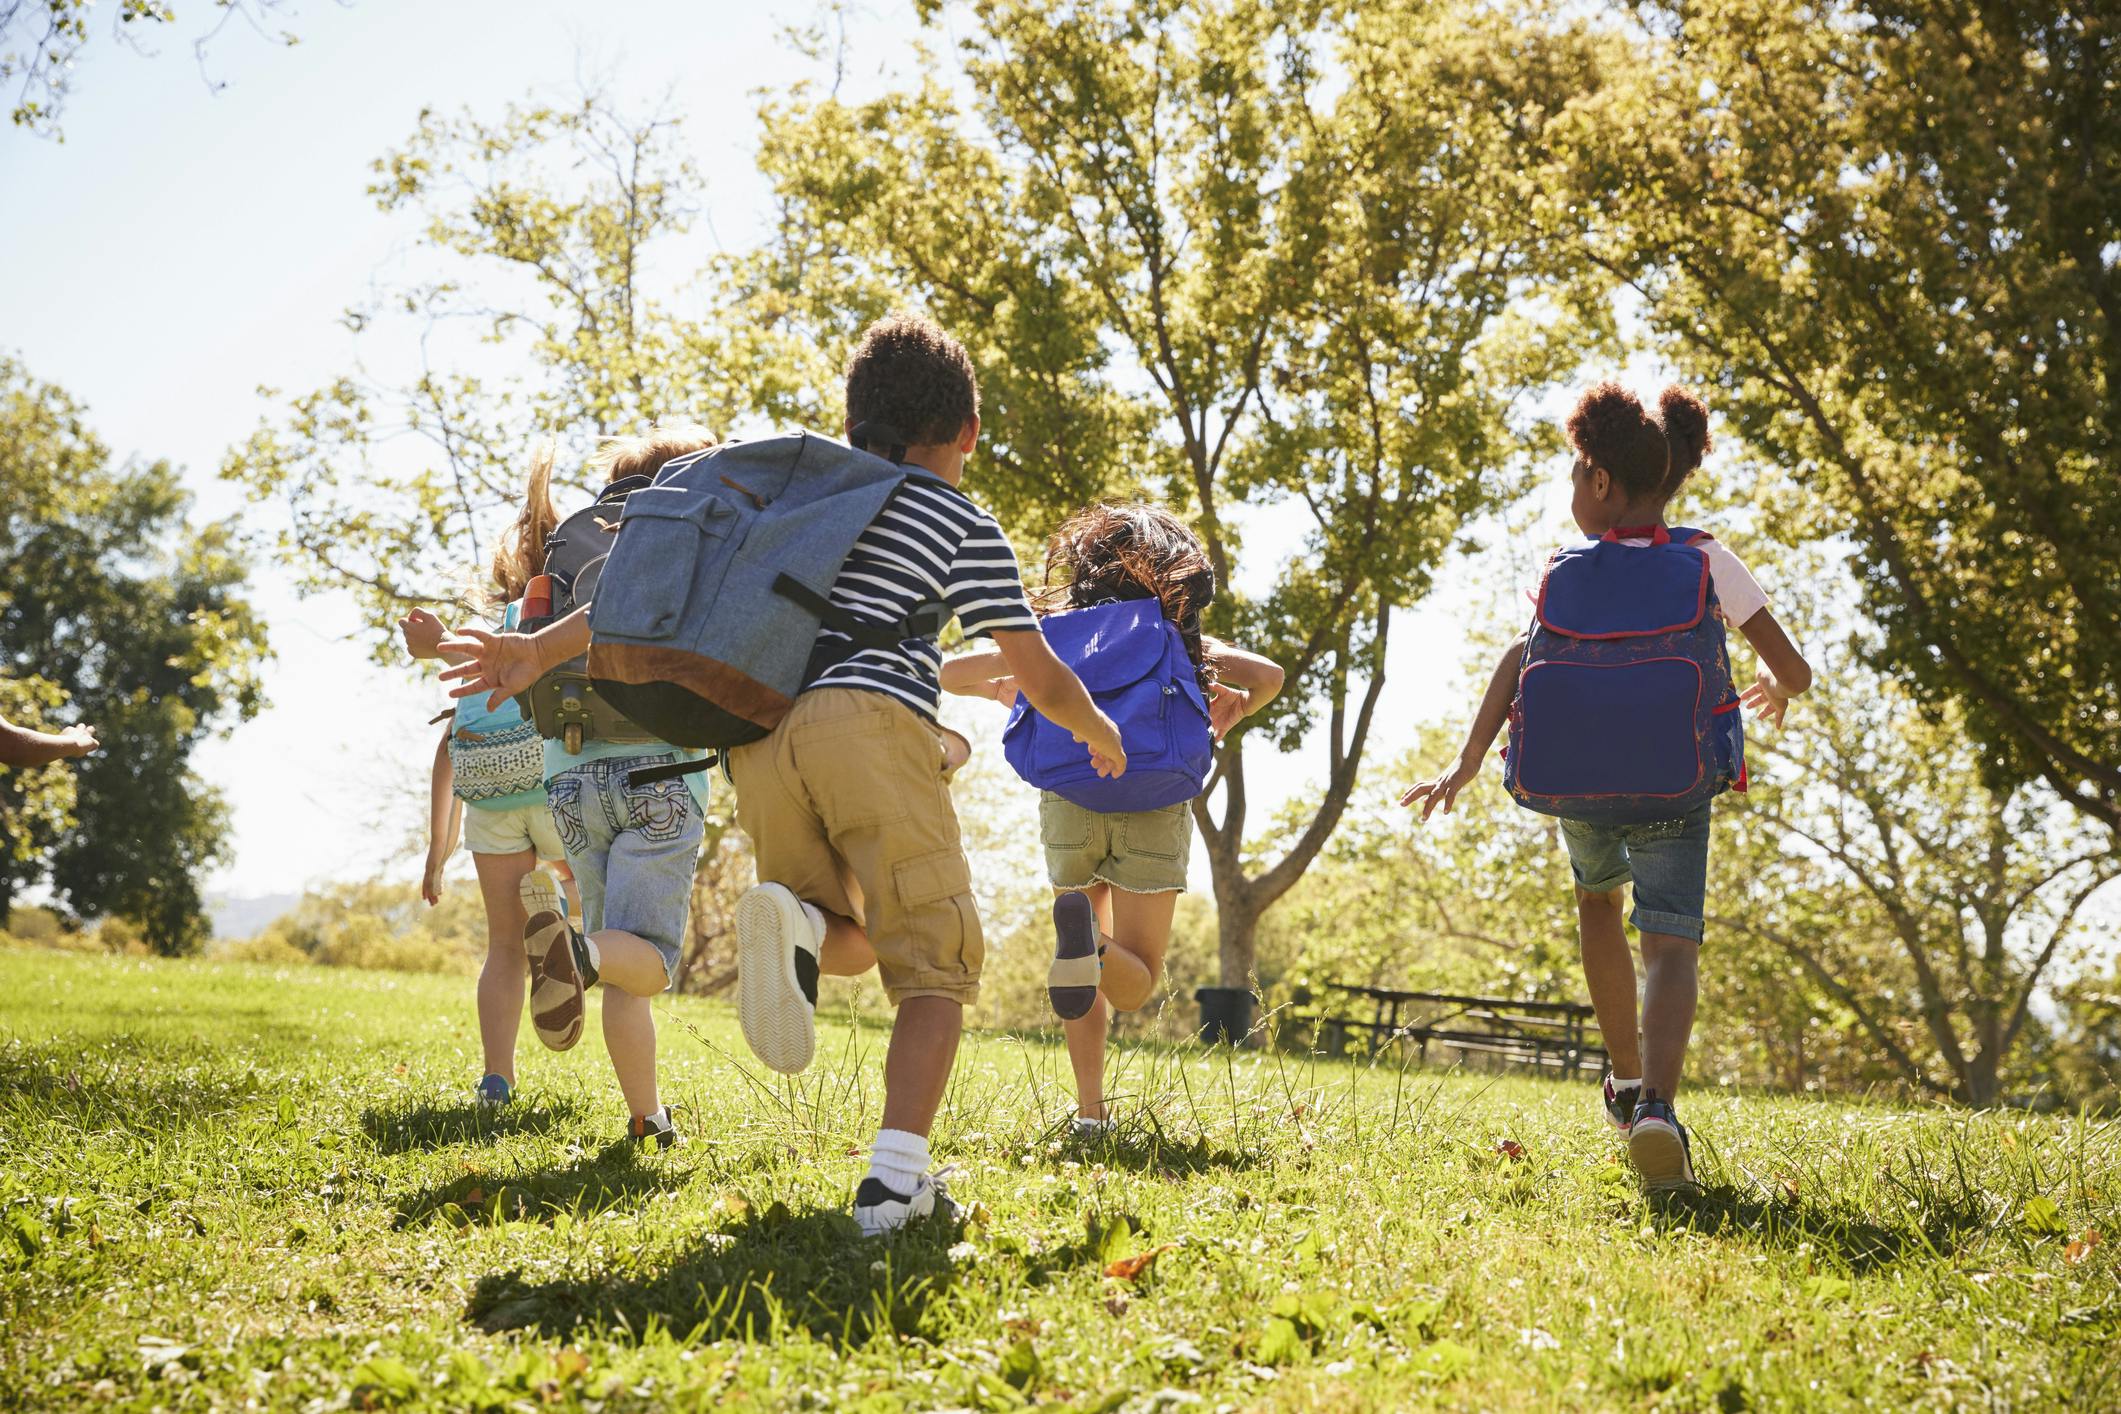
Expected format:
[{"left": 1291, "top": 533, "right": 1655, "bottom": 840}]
[{"left": 0, "top": 950, "right": 2113, "bottom": 1411}]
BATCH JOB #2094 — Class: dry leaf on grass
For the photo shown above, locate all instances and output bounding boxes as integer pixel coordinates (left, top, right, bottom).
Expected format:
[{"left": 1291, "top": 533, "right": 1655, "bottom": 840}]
[{"left": 1104, "top": 1243, "right": 1178, "bottom": 1281}]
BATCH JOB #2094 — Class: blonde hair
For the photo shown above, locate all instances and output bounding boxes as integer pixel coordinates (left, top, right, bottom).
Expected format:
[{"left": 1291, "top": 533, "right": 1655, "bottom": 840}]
[
  {"left": 590, "top": 423, "right": 719, "bottom": 485},
  {"left": 488, "top": 439, "right": 560, "bottom": 608}
]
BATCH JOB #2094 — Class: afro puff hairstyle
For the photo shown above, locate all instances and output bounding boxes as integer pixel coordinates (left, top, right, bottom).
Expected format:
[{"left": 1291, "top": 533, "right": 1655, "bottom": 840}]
[{"left": 1565, "top": 381, "right": 1669, "bottom": 501}]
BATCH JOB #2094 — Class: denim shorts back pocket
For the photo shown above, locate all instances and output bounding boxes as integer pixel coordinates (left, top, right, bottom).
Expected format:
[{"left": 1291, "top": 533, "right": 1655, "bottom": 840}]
[
  {"left": 546, "top": 773, "right": 590, "bottom": 858},
  {"left": 622, "top": 771, "right": 695, "bottom": 844},
  {"left": 1038, "top": 793, "right": 1094, "bottom": 851},
  {"left": 1118, "top": 802, "right": 1191, "bottom": 863}
]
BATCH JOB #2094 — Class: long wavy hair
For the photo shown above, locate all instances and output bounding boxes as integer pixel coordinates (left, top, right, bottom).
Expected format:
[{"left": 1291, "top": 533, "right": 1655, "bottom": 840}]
[
  {"left": 487, "top": 439, "right": 560, "bottom": 609},
  {"left": 1040, "top": 502, "right": 1218, "bottom": 690}
]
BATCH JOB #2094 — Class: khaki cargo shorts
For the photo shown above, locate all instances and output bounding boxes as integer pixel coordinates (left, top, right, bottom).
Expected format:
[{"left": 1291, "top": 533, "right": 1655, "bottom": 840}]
[{"left": 728, "top": 687, "right": 984, "bottom": 1005}]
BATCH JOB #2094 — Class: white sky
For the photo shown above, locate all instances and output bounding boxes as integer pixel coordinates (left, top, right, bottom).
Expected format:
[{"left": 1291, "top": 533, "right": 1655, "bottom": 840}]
[{"left": 1, "top": 0, "right": 1582, "bottom": 900}]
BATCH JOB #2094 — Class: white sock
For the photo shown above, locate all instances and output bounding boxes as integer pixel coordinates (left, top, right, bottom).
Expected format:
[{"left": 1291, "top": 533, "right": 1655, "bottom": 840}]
[
  {"left": 1609, "top": 1075, "right": 1641, "bottom": 1090},
  {"left": 866, "top": 1128, "right": 930, "bottom": 1195},
  {"left": 798, "top": 900, "right": 827, "bottom": 949},
  {"left": 577, "top": 931, "right": 603, "bottom": 974}
]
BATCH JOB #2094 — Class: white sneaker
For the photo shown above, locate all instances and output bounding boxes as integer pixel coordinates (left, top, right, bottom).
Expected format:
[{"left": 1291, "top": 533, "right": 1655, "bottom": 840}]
[
  {"left": 853, "top": 1168, "right": 964, "bottom": 1238},
  {"left": 1070, "top": 1116, "right": 1115, "bottom": 1141},
  {"left": 735, "top": 883, "right": 822, "bottom": 1075}
]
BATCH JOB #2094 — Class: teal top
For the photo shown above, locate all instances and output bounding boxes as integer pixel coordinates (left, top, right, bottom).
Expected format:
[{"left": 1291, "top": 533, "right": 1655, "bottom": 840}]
[{"left": 455, "top": 601, "right": 548, "bottom": 813}]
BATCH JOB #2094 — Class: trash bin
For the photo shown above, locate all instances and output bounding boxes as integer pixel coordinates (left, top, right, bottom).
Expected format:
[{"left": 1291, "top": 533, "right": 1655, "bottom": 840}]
[{"left": 1195, "top": 986, "right": 1255, "bottom": 1045}]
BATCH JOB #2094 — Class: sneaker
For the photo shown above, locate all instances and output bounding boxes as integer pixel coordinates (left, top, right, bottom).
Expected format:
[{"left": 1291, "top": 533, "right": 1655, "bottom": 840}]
[
  {"left": 1628, "top": 1094, "right": 1699, "bottom": 1194},
  {"left": 735, "top": 882, "right": 821, "bottom": 1075},
  {"left": 474, "top": 1073, "right": 515, "bottom": 1107},
  {"left": 1600, "top": 1075, "right": 1641, "bottom": 1134},
  {"left": 628, "top": 1105, "right": 683, "bottom": 1151},
  {"left": 1070, "top": 1115, "right": 1115, "bottom": 1142},
  {"left": 1048, "top": 891, "right": 1101, "bottom": 1021},
  {"left": 853, "top": 1168, "right": 964, "bottom": 1238},
  {"left": 523, "top": 870, "right": 595, "bottom": 1051}
]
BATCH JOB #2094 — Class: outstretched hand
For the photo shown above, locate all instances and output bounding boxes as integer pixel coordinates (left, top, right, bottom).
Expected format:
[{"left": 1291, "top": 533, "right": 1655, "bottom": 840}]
[
  {"left": 53, "top": 723, "right": 100, "bottom": 758},
  {"left": 1399, "top": 752, "right": 1482, "bottom": 823},
  {"left": 1742, "top": 668, "right": 1792, "bottom": 729},
  {"left": 398, "top": 608, "right": 448, "bottom": 659},
  {"left": 1207, "top": 682, "right": 1252, "bottom": 743},
  {"left": 438, "top": 629, "right": 541, "bottom": 710}
]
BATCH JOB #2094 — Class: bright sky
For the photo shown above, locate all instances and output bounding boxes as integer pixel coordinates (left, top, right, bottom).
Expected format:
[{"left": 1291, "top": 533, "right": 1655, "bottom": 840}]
[{"left": 2, "top": 0, "right": 1578, "bottom": 902}]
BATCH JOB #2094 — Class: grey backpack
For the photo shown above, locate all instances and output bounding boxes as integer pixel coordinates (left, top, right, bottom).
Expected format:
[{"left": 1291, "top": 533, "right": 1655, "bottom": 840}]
[
  {"left": 586, "top": 427, "right": 949, "bottom": 749},
  {"left": 517, "top": 475, "right": 661, "bottom": 755}
]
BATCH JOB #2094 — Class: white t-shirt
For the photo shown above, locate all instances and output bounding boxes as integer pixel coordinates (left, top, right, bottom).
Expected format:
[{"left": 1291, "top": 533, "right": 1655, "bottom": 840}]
[{"left": 1525, "top": 530, "right": 1769, "bottom": 628}]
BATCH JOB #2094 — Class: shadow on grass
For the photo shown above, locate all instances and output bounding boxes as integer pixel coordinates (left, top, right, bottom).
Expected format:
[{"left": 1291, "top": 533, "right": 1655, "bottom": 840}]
[
  {"left": 361, "top": 1095, "right": 589, "bottom": 1154},
  {"left": 0, "top": 1040, "right": 268, "bottom": 1136},
  {"left": 395, "top": 1141, "right": 691, "bottom": 1228},
  {"left": 1650, "top": 1183, "right": 1992, "bottom": 1272},
  {"left": 1062, "top": 1114, "right": 1263, "bottom": 1177},
  {"left": 467, "top": 1203, "right": 962, "bottom": 1345}
]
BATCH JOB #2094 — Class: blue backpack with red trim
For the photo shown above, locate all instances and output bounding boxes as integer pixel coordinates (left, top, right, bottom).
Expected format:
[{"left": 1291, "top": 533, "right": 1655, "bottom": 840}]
[{"left": 1504, "top": 525, "right": 1745, "bottom": 825}]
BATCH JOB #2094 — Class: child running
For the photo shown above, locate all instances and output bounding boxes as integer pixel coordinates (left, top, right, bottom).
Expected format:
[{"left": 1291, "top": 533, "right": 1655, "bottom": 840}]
[
  {"left": 1402, "top": 383, "right": 1811, "bottom": 1194},
  {"left": 439, "top": 429, "right": 717, "bottom": 1148},
  {"left": 940, "top": 503, "right": 1283, "bottom": 1135},
  {"left": 398, "top": 443, "right": 577, "bottom": 1109}
]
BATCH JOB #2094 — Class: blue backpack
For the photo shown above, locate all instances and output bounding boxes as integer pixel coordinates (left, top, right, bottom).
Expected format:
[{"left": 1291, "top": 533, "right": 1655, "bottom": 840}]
[
  {"left": 1504, "top": 525, "right": 1745, "bottom": 825},
  {"left": 1003, "top": 598, "right": 1214, "bottom": 813}
]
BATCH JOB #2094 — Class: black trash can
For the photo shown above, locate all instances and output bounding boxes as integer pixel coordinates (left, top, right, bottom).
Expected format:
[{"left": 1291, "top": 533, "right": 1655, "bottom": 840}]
[{"left": 1195, "top": 986, "right": 1255, "bottom": 1045}]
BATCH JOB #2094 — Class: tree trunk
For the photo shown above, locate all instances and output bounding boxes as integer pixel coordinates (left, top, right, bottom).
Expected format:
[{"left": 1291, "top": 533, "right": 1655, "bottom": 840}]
[{"left": 1216, "top": 895, "right": 1263, "bottom": 990}]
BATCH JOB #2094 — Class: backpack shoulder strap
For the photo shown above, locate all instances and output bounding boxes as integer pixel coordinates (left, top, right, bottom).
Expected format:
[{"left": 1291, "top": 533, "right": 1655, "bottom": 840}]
[
  {"left": 772, "top": 573, "right": 950, "bottom": 649},
  {"left": 1666, "top": 525, "right": 1714, "bottom": 547}
]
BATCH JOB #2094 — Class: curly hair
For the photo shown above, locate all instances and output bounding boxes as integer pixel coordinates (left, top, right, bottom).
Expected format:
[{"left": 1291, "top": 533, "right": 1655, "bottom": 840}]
[
  {"left": 1655, "top": 385, "right": 1712, "bottom": 500},
  {"left": 843, "top": 313, "right": 980, "bottom": 451},
  {"left": 1040, "top": 502, "right": 1218, "bottom": 689},
  {"left": 1565, "top": 380, "right": 1669, "bottom": 501}
]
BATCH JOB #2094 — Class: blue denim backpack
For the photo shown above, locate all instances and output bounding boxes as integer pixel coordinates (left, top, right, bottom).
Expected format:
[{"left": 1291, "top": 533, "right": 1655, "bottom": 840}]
[
  {"left": 586, "top": 428, "right": 950, "bottom": 750},
  {"left": 1003, "top": 598, "right": 1214, "bottom": 812},
  {"left": 1503, "top": 525, "right": 1745, "bottom": 825}
]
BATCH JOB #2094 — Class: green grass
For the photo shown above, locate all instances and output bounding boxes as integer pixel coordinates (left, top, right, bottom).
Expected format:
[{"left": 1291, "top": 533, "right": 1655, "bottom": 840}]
[{"left": 0, "top": 951, "right": 2114, "bottom": 1411}]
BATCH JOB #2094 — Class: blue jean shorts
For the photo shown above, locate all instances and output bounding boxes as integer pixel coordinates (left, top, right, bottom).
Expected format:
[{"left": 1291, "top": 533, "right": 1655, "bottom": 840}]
[
  {"left": 1558, "top": 803, "right": 1712, "bottom": 943},
  {"left": 546, "top": 752, "right": 705, "bottom": 989}
]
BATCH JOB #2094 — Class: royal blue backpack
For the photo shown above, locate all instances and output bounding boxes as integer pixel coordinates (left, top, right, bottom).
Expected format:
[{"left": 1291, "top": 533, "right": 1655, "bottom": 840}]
[
  {"left": 1002, "top": 598, "right": 1214, "bottom": 813},
  {"left": 1504, "top": 525, "right": 1745, "bottom": 825}
]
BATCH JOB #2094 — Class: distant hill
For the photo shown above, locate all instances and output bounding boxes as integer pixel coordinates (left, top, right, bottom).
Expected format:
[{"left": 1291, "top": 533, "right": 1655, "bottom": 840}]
[{"left": 206, "top": 892, "right": 301, "bottom": 941}]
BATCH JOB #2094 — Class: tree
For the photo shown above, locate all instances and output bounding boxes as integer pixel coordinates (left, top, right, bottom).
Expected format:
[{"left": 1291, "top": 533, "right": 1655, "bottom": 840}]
[
  {"left": 0, "top": 357, "right": 267, "bottom": 952},
  {"left": 2, "top": 0, "right": 316, "bottom": 138},
  {"left": 1713, "top": 616, "right": 2117, "bottom": 1108},
  {"left": 1574, "top": 0, "right": 2121, "bottom": 832},
  {"left": 0, "top": 676, "right": 79, "bottom": 886},
  {"left": 222, "top": 91, "right": 829, "bottom": 653},
  {"left": 751, "top": 0, "right": 1612, "bottom": 986}
]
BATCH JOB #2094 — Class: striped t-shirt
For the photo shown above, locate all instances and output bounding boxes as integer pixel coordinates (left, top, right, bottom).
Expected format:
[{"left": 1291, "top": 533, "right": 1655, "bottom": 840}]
[{"left": 807, "top": 475, "right": 1039, "bottom": 718}]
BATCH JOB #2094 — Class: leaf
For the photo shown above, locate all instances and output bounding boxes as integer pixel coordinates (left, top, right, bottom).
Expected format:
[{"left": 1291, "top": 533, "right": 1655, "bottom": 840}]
[
  {"left": 998, "top": 1338, "right": 1041, "bottom": 1392},
  {"left": 1105, "top": 1243, "right": 1177, "bottom": 1282},
  {"left": 1255, "top": 1317, "right": 1307, "bottom": 1367},
  {"left": 1413, "top": 1339, "right": 1473, "bottom": 1381},
  {"left": 2063, "top": 1230, "right": 2101, "bottom": 1265},
  {"left": 1493, "top": 1138, "right": 1526, "bottom": 1161},
  {"left": 1804, "top": 1274, "right": 1852, "bottom": 1305},
  {"left": 2021, "top": 1196, "right": 2067, "bottom": 1236},
  {"left": 553, "top": 1348, "right": 589, "bottom": 1383}
]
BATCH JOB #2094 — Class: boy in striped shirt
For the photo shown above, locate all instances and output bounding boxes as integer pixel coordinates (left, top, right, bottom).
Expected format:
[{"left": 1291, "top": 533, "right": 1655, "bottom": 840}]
[{"left": 730, "top": 314, "right": 1126, "bottom": 1236}]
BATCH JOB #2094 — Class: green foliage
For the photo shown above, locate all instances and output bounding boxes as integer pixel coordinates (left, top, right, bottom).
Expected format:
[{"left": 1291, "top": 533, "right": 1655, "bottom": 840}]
[
  {"left": 1, "top": 0, "right": 305, "bottom": 138},
  {"left": 0, "top": 950, "right": 2116, "bottom": 1408},
  {"left": 1575, "top": 1, "right": 2121, "bottom": 831},
  {"left": 754, "top": 0, "right": 1615, "bottom": 981},
  {"left": 0, "top": 358, "right": 267, "bottom": 954},
  {"left": 229, "top": 878, "right": 489, "bottom": 975},
  {"left": 0, "top": 676, "right": 77, "bottom": 882}
]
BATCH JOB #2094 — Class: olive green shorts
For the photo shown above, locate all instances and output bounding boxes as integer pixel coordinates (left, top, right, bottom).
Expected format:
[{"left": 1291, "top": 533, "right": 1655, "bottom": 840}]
[{"left": 1038, "top": 793, "right": 1192, "bottom": 895}]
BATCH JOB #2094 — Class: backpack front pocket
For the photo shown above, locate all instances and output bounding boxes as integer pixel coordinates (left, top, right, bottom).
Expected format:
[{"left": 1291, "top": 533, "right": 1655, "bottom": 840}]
[
  {"left": 590, "top": 490, "right": 734, "bottom": 642},
  {"left": 1514, "top": 658, "right": 1704, "bottom": 800}
]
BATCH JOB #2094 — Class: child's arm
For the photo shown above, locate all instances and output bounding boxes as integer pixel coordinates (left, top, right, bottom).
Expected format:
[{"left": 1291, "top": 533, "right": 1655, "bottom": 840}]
[
  {"left": 423, "top": 723, "right": 455, "bottom": 905},
  {"left": 939, "top": 647, "right": 1018, "bottom": 705},
  {"left": 439, "top": 607, "right": 591, "bottom": 708},
  {"left": 399, "top": 608, "right": 463, "bottom": 662},
  {"left": 989, "top": 627, "right": 1126, "bottom": 777},
  {"left": 0, "top": 715, "right": 99, "bottom": 767},
  {"left": 1400, "top": 631, "right": 1526, "bottom": 822},
  {"left": 1735, "top": 609, "right": 1811, "bottom": 728},
  {"left": 1203, "top": 641, "right": 1286, "bottom": 742}
]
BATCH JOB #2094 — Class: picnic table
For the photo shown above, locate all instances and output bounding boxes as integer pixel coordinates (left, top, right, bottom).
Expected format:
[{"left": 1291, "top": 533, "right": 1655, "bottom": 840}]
[{"left": 1294, "top": 983, "right": 1607, "bottom": 1077}]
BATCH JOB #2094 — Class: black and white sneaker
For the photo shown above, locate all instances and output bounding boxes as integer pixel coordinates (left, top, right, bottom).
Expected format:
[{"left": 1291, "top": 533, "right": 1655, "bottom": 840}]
[
  {"left": 1048, "top": 891, "right": 1101, "bottom": 1020},
  {"left": 628, "top": 1105, "right": 683, "bottom": 1151},
  {"left": 853, "top": 1168, "right": 964, "bottom": 1238},
  {"left": 735, "top": 882, "right": 822, "bottom": 1074},
  {"left": 1628, "top": 1094, "right": 1699, "bottom": 1195},
  {"left": 1600, "top": 1075, "right": 1642, "bottom": 1134}
]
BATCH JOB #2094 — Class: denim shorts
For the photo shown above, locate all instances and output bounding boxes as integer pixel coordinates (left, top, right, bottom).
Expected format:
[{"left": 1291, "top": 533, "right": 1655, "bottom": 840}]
[
  {"left": 1558, "top": 802, "right": 1712, "bottom": 943},
  {"left": 546, "top": 752, "right": 705, "bottom": 989}
]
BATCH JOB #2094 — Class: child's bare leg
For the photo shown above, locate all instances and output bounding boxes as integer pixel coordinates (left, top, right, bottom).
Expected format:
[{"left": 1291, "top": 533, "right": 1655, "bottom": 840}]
[
  {"left": 880, "top": 995, "right": 962, "bottom": 1136},
  {"left": 600, "top": 987, "right": 660, "bottom": 1120},
  {"left": 1099, "top": 887, "right": 1176, "bottom": 1013},
  {"left": 1637, "top": 932, "right": 1698, "bottom": 1099},
  {"left": 550, "top": 860, "right": 581, "bottom": 922},
  {"left": 586, "top": 929, "right": 673, "bottom": 1000},
  {"left": 1576, "top": 886, "right": 1642, "bottom": 1079},
  {"left": 1064, "top": 995, "right": 1110, "bottom": 1120},
  {"left": 818, "top": 908, "right": 878, "bottom": 976},
  {"left": 472, "top": 848, "right": 536, "bottom": 1082}
]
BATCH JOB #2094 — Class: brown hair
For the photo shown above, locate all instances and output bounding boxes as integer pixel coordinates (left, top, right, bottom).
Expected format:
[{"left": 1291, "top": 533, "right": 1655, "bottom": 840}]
[
  {"left": 488, "top": 439, "right": 559, "bottom": 607},
  {"left": 843, "top": 313, "right": 980, "bottom": 450},
  {"left": 1565, "top": 381, "right": 1669, "bottom": 501},
  {"left": 1655, "top": 385, "right": 1712, "bottom": 500},
  {"left": 590, "top": 423, "right": 718, "bottom": 485},
  {"left": 1041, "top": 502, "right": 1218, "bottom": 688}
]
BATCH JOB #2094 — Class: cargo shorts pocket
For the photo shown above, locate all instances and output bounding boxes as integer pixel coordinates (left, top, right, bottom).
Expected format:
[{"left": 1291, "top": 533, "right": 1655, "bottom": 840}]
[{"left": 893, "top": 846, "right": 983, "bottom": 979}]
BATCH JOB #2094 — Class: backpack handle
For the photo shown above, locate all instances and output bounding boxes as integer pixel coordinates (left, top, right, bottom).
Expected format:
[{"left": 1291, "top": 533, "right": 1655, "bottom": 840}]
[{"left": 1602, "top": 524, "right": 1671, "bottom": 546}]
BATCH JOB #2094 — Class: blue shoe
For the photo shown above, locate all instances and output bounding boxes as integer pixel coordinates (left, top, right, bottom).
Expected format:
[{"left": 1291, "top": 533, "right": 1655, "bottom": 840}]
[
  {"left": 1600, "top": 1075, "right": 1641, "bottom": 1134},
  {"left": 1628, "top": 1093, "right": 1698, "bottom": 1194},
  {"left": 474, "top": 1074, "right": 514, "bottom": 1108}
]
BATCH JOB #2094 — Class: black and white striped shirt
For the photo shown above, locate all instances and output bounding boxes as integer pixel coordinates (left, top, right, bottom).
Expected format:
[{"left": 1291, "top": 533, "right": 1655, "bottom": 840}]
[{"left": 807, "top": 476, "right": 1039, "bottom": 718}]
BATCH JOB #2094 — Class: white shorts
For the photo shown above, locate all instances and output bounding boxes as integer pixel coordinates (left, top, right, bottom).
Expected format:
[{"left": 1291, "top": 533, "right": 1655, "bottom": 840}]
[{"left": 461, "top": 798, "right": 565, "bottom": 860}]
